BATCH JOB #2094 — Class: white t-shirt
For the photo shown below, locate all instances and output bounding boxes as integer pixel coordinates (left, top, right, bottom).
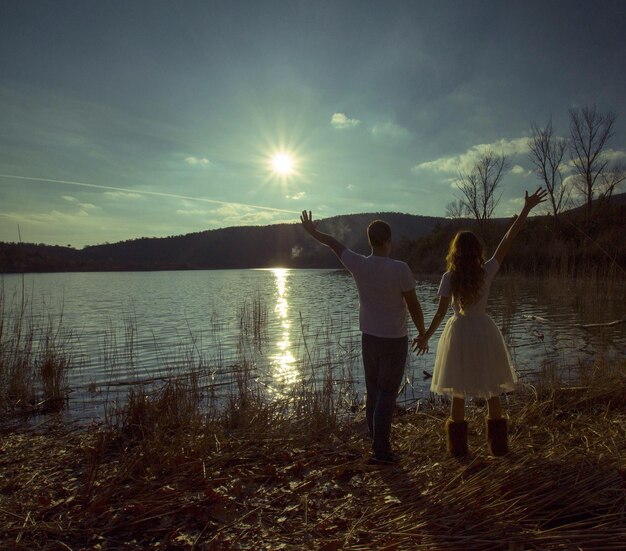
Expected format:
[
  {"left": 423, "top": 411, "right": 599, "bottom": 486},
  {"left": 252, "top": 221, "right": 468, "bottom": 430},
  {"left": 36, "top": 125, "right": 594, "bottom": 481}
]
[
  {"left": 437, "top": 257, "right": 500, "bottom": 315},
  {"left": 340, "top": 249, "right": 416, "bottom": 338}
]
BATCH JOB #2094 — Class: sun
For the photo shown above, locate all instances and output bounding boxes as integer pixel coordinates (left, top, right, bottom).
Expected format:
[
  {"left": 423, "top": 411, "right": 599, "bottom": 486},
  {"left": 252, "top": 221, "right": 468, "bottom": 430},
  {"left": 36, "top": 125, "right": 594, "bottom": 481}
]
[{"left": 270, "top": 152, "right": 295, "bottom": 175}]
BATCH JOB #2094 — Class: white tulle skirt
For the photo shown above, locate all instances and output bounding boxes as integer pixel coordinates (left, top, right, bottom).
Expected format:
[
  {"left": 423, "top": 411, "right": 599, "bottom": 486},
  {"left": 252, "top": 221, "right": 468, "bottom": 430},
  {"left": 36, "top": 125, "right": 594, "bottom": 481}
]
[{"left": 430, "top": 313, "right": 517, "bottom": 399}]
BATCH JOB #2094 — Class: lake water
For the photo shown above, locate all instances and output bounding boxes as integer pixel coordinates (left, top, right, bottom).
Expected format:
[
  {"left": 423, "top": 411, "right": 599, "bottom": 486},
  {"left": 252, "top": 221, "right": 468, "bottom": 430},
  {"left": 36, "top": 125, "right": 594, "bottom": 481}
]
[{"left": 1, "top": 269, "right": 624, "bottom": 420}]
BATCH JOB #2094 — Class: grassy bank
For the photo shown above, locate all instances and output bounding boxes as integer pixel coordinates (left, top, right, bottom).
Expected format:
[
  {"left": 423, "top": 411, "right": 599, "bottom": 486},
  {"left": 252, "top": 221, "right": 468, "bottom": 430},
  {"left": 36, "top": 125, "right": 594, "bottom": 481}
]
[{"left": 1, "top": 354, "right": 624, "bottom": 550}]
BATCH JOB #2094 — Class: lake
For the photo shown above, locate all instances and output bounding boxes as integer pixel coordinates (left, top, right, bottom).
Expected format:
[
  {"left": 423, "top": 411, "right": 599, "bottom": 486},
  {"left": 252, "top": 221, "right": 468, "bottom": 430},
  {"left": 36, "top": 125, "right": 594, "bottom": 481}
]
[{"left": 1, "top": 269, "right": 624, "bottom": 421}]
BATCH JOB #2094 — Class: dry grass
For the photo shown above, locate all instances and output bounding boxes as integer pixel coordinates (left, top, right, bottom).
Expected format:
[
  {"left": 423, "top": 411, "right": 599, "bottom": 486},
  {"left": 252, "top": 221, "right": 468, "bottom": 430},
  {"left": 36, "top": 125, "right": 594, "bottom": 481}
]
[
  {"left": 1, "top": 356, "right": 624, "bottom": 550},
  {"left": 0, "top": 289, "right": 72, "bottom": 417}
]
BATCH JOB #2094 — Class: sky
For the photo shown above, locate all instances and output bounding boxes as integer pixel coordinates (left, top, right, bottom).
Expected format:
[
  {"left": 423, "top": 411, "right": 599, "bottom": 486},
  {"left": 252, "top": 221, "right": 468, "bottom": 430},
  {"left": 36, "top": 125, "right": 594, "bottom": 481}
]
[{"left": 1, "top": 0, "right": 625, "bottom": 247}]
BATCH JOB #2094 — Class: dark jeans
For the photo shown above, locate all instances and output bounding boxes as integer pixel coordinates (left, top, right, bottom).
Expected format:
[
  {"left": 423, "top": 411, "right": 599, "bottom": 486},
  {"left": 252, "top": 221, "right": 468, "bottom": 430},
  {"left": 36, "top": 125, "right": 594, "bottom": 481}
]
[{"left": 362, "top": 333, "right": 408, "bottom": 458}]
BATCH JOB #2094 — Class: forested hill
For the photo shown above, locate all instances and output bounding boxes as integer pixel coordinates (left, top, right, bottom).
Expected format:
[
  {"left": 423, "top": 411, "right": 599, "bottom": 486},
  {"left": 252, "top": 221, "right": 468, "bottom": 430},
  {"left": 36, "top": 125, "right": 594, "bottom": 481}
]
[{"left": 0, "top": 212, "right": 444, "bottom": 272}]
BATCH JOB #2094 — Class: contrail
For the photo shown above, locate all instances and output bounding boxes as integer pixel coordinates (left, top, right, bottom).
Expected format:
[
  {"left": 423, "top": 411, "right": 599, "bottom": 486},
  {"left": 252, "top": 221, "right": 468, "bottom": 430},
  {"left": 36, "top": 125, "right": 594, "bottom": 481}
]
[{"left": 0, "top": 173, "right": 301, "bottom": 215}]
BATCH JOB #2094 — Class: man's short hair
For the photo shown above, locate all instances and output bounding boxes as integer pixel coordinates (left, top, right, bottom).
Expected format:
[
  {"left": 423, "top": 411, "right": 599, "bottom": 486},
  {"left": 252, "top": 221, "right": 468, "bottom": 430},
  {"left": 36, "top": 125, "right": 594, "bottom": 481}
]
[{"left": 367, "top": 220, "right": 391, "bottom": 247}]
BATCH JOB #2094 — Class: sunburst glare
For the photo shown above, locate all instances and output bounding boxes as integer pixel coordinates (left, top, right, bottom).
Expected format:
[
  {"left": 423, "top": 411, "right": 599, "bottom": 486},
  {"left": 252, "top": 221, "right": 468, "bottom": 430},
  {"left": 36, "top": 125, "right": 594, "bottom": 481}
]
[{"left": 271, "top": 152, "right": 294, "bottom": 175}]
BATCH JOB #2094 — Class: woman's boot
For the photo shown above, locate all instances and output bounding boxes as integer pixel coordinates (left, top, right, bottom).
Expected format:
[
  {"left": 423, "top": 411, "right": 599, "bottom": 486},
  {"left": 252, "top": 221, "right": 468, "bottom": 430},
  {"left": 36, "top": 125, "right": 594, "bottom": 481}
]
[
  {"left": 486, "top": 417, "right": 509, "bottom": 456},
  {"left": 445, "top": 418, "right": 468, "bottom": 457}
]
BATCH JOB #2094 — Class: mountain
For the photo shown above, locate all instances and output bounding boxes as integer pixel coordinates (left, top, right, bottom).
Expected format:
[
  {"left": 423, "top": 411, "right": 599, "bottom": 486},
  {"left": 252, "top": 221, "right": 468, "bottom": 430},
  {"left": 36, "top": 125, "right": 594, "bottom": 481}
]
[
  {"left": 0, "top": 212, "right": 445, "bottom": 273},
  {"left": 3, "top": 193, "right": 625, "bottom": 274}
]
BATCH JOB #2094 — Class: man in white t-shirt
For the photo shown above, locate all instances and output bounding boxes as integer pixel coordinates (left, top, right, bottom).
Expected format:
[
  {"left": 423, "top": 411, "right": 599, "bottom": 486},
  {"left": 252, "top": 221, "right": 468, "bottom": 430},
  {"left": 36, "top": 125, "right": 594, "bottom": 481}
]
[{"left": 300, "top": 210, "right": 426, "bottom": 464}]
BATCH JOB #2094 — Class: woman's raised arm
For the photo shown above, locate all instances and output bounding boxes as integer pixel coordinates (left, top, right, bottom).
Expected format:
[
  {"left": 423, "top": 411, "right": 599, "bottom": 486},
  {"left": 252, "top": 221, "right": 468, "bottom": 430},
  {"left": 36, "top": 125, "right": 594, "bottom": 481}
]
[{"left": 493, "top": 188, "right": 547, "bottom": 265}]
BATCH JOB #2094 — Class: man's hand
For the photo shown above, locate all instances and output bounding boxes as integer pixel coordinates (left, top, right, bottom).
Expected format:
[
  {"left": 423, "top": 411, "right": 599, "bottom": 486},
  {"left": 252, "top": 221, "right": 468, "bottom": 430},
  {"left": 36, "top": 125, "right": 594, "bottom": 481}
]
[
  {"left": 300, "top": 209, "right": 346, "bottom": 258},
  {"left": 300, "top": 210, "right": 318, "bottom": 236}
]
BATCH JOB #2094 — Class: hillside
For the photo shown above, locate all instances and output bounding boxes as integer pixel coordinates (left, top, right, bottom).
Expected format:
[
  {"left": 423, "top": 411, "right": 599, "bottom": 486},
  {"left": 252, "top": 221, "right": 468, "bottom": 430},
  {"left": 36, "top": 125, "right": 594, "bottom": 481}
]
[
  {"left": 397, "top": 198, "right": 626, "bottom": 275},
  {"left": 0, "top": 212, "right": 444, "bottom": 272},
  {"left": 2, "top": 194, "right": 625, "bottom": 274}
]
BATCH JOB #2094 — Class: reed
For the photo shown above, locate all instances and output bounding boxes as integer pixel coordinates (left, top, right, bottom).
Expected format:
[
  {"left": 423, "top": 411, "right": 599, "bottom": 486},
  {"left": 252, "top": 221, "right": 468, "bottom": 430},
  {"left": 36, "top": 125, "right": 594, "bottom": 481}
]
[
  {"left": 239, "top": 291, "right": 268, "bottom": 351},
  {"left": 0, "top": 287, "right": 72, "bottom": 416}
]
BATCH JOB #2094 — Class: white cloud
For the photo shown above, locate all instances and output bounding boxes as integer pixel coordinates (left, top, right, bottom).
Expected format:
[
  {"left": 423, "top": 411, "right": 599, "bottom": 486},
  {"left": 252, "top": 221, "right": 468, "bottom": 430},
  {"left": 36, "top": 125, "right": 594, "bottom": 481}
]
[
  {"left": 412, "top": 137, "right": 530, "bottom": 174},
  {"left": 331, "top": 112, "right": 360, "bottom": 130},
  {"left": 103, "top": 191, "right": 142, "bottom": 199},
  {"left": 562, "top": 174, "right": 584, "bottom": 198},
  {"left": 209, "top": 204, "right": 281, "bottom": 227},
  {"left": 0, "top": 209, "right": 90, "bottom": 225},
  {"left": 212, "top": 204, "right": 247, "bottom": 218},
  {"left": 562, "top": 149, "right": 625, "bottom": 175},
  {"left": 371, "top": 122, "right": 410, "bottom": 139},
  {"left": 285, "top": 191, "right": 306, "bottom": 200},
  {"left": 560, "top": 159, "right": 576, "bottom": 174},
  {"left": 601, "top": 149, "right": 626, "bottom": 162},
  {"left": 511, "top": 165, "right": 528, "bottom": 176},
  {"left": 79, "top": 203, "right": 97, "bottom": 209},
  {"left": 62, "top": 195, "right": 77, "bottom": 202},
  {"left": 413, "top": 157, "right": 458, "bottom": 174},
  {"left": 185, "top": 156, "right": 211, "bottom": 167},
  {"left": 176, "top": 208, "right": 207, "bottom": 216}
]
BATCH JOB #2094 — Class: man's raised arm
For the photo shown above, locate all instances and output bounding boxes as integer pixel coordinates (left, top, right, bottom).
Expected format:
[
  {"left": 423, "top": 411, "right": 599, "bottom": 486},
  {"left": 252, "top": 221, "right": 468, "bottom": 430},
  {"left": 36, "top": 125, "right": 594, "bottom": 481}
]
[{"left": 300, "top": 210, "right": 346, "bottom": 259}]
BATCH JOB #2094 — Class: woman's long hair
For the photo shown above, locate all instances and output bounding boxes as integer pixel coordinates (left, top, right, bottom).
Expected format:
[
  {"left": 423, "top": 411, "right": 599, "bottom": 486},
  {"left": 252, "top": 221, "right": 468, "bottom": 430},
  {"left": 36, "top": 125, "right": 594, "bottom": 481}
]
[{"left": 446, "top": 231, "right": 485, "bottom": 310}]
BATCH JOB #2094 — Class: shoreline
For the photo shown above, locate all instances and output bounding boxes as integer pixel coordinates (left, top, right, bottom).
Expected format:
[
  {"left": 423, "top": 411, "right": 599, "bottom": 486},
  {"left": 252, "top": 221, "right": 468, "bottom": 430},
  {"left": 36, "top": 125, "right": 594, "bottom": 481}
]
[{"left": 1, "top": 363, "right": 624, "bottom": 550}]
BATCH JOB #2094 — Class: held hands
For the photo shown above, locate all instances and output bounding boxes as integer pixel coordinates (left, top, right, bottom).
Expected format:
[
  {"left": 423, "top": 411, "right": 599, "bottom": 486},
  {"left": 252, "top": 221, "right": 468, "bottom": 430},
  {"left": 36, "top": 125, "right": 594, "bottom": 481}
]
[
  {"left": 412, "top": 334, "right": 429, "bottom": 356},
  {"left": 524, "top": 188, "right": 548, "bottom": 211},
  {"left": 300, "top": 210, "right": 318, "bottom": 236}
]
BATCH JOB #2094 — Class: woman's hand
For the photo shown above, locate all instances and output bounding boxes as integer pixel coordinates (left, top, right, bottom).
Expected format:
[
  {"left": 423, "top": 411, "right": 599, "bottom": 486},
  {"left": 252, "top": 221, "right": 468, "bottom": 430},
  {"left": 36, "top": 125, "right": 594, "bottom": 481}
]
[
  {"left": 412, "top": 335, "right": 429, "bottom": 356},
  {"left": 524, "top": 188, "right": 548, "bottom": 211}
]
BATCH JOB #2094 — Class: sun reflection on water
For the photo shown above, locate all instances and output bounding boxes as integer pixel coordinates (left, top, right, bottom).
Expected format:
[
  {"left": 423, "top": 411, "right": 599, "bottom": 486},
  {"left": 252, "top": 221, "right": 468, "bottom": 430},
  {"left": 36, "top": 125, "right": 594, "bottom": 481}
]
[{"left": 269, "top": 268, "right": 298, "bottom": 385}]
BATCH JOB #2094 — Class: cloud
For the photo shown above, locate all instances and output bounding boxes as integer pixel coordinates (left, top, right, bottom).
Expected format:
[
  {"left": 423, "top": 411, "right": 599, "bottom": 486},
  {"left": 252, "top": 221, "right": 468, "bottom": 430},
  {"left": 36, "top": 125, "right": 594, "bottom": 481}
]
[
  {"left": 602, "top": 149, "right": 626, "bottom": 162},
  {"left": 185, "top": 156, "right": 211, "bottom": 167},
  {"left": 285, "top": 191, "right": 306, "bottom": 200},
  {"left": 79, "top": 203, "right": 97, "bottom": 209},
  {"left": 413, "top": 137, "right": 530, "bottom": 174},
  {"left": 413, "top": 157, "right": 458, "bottom": 174},
  {"left": 103, "top": 191, "right": 142, "bottom": 199},
  {"left": 510, "top": 164, "right": 529, "bottom": 176},
  {"left": 331, "top": 112, "right": 360, "bottom": 130},
  {"left": 0, "top": 209, "right": 90, "bottom": 225},
  {"left": 176, "top": 208, "right": 208, "bottom": 216},
  {"left": 62, "top": 195, "right": 77, "bottom": 202},
  {"left": 371, "top": 122, "right": 410, "bottom": 139},
  {"left": 562, "top": 174, "right": 584, "bottom": 199},
  {"left": 210, "top": 204, "right": 285, "bottom": 227}
]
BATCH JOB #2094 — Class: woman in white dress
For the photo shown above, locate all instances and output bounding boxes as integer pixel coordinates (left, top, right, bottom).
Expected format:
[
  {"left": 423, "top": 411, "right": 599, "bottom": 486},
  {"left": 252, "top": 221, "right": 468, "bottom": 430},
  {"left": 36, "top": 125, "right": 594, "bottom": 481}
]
[{"left": 414, "top": 188, "right": 547, "bottom": 457}]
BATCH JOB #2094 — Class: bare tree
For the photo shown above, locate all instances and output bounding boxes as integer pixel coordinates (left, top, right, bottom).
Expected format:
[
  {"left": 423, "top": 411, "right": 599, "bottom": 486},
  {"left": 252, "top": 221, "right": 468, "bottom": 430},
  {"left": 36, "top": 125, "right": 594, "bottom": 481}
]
[
  {"left": 598, "top": 162, "right": 626, "bottom": 198},
  {"left": 569, "top": 105, "right": 624, "bottom": 220},
  {"left": 445, "top": 198, "right": 467, "bottom": 219},
  {"left": 455, "top": 150, "right": 508, "bottom": 234},
  {"left": 528, "top": 118, "right": 568, "bottom": 223}
]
